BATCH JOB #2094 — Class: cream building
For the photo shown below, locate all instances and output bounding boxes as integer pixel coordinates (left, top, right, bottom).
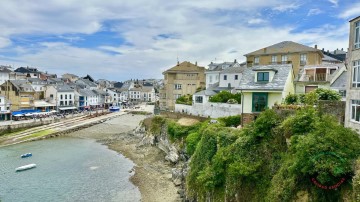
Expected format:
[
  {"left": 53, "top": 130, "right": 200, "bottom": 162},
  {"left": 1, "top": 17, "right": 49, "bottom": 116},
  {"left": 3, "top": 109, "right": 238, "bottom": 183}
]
[
  {"left": 345, "top": 16, "right": 360, "bottom": 132},
  {"left": 160, "top": 61, "right": 205, "bottom": 110}
]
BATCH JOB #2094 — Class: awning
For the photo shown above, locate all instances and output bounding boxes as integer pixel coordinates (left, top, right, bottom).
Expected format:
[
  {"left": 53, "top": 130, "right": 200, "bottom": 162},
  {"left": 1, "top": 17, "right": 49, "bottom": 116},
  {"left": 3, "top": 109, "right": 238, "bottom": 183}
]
[
  {"left": 34, "top": 100, "right": 56, "bottom": 107},
  {"left": 59, "top": 106, "right": 77, "bottom": 110}
]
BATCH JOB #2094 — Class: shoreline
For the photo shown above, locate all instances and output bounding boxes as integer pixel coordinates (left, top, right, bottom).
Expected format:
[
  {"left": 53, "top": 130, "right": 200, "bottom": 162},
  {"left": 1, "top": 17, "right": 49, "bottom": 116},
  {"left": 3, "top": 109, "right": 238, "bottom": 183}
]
[{"left": 67, "top": 113, "right": 181, "bottom": 202}]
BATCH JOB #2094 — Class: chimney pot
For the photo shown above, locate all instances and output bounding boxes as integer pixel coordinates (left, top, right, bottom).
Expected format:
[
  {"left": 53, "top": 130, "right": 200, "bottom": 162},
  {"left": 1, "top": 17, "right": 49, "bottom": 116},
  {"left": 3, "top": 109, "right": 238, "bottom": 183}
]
[
  {"left": 195, "top": 61, "right": 197, "bottom": 66},
  {"left": 341, "top": 48, "right": 343, "bottom": 51},
  {"left": 314, "top": 45, "right": 318, "bottom": 49},
  {"left": 264, "top": 48, "right": 267, "bottom": 53},
  {"left": 177, "top": 61, "right": 179, "bottom": 66},
  {"left": 234, "top": 59, "right": 237, "bottom": 63}
]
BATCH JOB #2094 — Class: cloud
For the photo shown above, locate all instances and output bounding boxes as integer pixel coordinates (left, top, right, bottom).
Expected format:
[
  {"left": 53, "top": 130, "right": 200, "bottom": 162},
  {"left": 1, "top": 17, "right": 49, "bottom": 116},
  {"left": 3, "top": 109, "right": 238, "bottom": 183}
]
[
  {"left": 339, "top": 2, "right": 360, "bottom": 19},
  {"left": 272, "top": 3, "right": 301, "bottom": 12},
  {"left": 307, "top": 8, "right": 323, "bottom": 16},
  {"left": 328, "top": 0, "right": 338, "bottom": 7},
  {"left": 0, "top": 0, "right": 350, "bottom": 81}
]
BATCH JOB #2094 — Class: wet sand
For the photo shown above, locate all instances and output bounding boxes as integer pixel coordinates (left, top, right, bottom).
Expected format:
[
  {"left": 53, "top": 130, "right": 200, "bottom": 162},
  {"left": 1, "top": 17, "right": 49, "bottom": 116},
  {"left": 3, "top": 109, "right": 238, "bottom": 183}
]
[{"left": 68, "top": 113, "right": 180, "bottom": 202}]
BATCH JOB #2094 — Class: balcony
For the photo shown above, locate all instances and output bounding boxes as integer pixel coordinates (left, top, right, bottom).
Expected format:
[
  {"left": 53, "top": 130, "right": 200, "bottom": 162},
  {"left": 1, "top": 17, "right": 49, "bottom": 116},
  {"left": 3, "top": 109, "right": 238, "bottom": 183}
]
[{"left": 297, "top": 73, "right": 331, "bottom": 82}]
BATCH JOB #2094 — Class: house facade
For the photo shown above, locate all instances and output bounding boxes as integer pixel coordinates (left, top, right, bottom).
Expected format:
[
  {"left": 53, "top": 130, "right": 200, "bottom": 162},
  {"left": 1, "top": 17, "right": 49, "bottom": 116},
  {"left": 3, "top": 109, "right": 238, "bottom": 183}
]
[
  {"left": 345, "top": 16, "right": 360, "bottom": 131},
  {"left": 205, "top": 60, "right": 239, "bottom": 89},
  {"left": 236, "top": 64, "right": 295, "bottom": 125},
  {"left": 45, "top": 85, "right": 76, "bottom": 111},
  {"left": 160, "top": 61, "right": 205, "bottom": 110},
  {"left": 244, "top": 41, "right": 323, "bottom": 75},
  {"left": 0, "top": 66, "right": 12, "bottom": 85}
]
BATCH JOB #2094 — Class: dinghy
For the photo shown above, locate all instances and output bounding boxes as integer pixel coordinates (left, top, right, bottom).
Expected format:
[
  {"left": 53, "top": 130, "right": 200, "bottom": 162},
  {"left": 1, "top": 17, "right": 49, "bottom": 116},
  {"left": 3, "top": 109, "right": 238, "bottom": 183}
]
[
  {"left": 15, "top": 164, "right": 36, "bottom": 172},
  {"left": 21, "top": 153, "right": 32, "bottom": 158}
]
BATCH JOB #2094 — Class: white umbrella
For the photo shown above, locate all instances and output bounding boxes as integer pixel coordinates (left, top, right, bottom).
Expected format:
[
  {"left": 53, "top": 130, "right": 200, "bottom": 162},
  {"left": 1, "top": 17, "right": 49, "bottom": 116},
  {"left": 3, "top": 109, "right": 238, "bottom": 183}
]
[
  {"left": 14, "top": 114, "right": 23, "bottom": 117},
  {"left": 50, "top": 110, "right": 57, "bottom": 113}
]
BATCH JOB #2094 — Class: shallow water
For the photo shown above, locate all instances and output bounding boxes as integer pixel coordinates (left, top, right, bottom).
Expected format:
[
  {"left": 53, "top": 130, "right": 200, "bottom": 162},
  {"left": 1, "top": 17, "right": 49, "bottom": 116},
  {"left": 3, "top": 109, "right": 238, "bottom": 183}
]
[{"left": 0, "top": 137, "right": 141, "bottom": 202}]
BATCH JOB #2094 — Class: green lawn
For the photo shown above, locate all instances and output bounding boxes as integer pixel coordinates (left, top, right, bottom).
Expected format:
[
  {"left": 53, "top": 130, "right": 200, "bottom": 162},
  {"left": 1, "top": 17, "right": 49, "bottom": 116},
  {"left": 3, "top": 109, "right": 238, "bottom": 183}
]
[{"left": 18, "top": 129, "right": 55, "bottom": 141}]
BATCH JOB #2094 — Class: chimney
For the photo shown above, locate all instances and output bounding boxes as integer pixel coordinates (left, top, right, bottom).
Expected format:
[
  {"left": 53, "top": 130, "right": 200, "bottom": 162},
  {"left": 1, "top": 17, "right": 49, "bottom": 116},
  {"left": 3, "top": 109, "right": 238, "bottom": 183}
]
[
  {"left": 195, "top": 61, "right": 197, "bottom": 66},
  {"left": 263, "top": 48, "right": 267, "bottom": 53},
  {"left": 327, "top": 50, "right": 329, "bottom": 53},
  {"left": 314, "top": 45, "right": 318, "bottom": 49},
  {"left": 322, "top": 48, "right": 324, "bottom": 51},
  {"left": 177, "top": 61, "right": 179, "bottom": 66},
  {"left": 341, "top": 48, "right": 343, "bottom": 51},
  {"left": 234, "top": 59, "right": 237, "bottom": 63}
]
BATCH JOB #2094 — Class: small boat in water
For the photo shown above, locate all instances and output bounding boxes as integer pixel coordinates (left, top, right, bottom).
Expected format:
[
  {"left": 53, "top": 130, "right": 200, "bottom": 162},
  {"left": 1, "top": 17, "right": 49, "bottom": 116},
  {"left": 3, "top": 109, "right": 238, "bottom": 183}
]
[
  {"left": 15, "top": 164, "right": 36, "bottom": 172},
  {"left": 21, "top": 153, "right": 32, "bottom": 158},
  {"left": 109, "top": 106, "right": 120, "bottom": 112}
]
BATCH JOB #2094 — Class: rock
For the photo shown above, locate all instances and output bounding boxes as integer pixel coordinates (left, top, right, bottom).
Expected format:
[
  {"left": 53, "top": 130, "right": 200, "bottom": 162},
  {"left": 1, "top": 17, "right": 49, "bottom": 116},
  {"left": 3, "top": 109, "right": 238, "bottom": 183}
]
[
  {"left": 137, "top": 135, "right": 155, "bottom": 147},
  {"left": 165, "top": 148, "right": 179, "bottom": 163},
  {"left": 177, "top": 189, "right": 185, "bottom": 197},
  {"left": 173, "top": 178, "right": 182, "bottom": 186}
]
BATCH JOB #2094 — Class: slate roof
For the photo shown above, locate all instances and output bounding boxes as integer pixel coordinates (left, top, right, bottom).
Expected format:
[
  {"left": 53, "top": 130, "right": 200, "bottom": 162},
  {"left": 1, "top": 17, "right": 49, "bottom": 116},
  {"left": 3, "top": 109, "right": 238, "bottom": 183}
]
[
  {"left": 14, "top": 67, "right": 41, "bottom": 73},
  {"left": 244, "top": 41, "right": 323, "bottom": 56},
  {"left": 79, "top": 89, "right": 97, "bottom": 97},
  {"left": 207, "top": 61, "right": 240, "bottom": 72},
  {"left": 27, "top": 78, "right": 47, "bottom": 84},
  {"left": 93, "top": 89, "right": 107, "bottom": 96},
  {"left": 350, "top": 16, "right": 360, "bottom": 22},
  {"left": 0, "top": 66, "right": 12, "bottom": 73},
  {"left": 220, "top": 65, "right": 246, "bottom": 74},
  {"left": 76, "top": 78, "right": 97, "bottom": 87},
  {"left": 236, "top": 64, "right": 292, "bottom": 91},
  {"left": 330, "top": 71, "right": 347, "bottom": 90},
  {"left": 55, "top": 84, "right": 74, "bottom": 92},
  {"left": 164, "top": 61, "right": 205, "bottom": 73},
  {"left": 194, "top": 89, "right": 217, "bottom": 96},
  {"left": 9, "top": 80, "right": 34, "bottom": 91},
  {"left": 142, "top": 86, "right": 154, "bottom": 92}
]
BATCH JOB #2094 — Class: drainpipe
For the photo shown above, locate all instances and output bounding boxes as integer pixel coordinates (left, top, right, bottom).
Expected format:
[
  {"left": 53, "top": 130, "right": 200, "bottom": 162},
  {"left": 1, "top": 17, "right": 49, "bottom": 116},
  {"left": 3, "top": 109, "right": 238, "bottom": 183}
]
[{"left": 241, "top": 89, "right": 244, "bottom": 127}]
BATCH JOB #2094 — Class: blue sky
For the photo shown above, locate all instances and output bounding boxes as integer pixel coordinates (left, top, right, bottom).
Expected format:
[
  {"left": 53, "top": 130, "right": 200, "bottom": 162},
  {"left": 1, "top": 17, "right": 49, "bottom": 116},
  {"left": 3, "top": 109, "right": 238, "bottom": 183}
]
[{"left": 0, "top": 0, "right": 358, "bottom": 81}]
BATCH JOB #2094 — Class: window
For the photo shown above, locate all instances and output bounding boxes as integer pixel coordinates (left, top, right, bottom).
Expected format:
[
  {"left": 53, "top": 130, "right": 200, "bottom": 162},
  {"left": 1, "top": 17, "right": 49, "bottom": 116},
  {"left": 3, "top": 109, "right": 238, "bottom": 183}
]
[
  {"left": 352, "top": 60, "right": 360, "bottom": 87},
  {"left": 69, "top": 94, "right": 72, "bottom": 99},
  {"left": 65, "top": 94, "right": 67, "bottom": 99},
  {"left": 60, "top": 101, "right": 64, "bottom": 106},
  {"left": 271, "top": 55, "right": 277, "bottom": 64},
  {"left": 300, "top": 54, "right": 307, "bottom": 65},
  {"left": 209, "top": 75, "right": 213, "bottom": 83},
  {"left": 257, "top": 72, "right": 269, "bottom": 82},
  {"left": 351, "top": 100, "right": 360, "bottom": 122},
  {"left": 224, "top": 75, "right": 227, "bottom": 80},
  {"left": 174, "top": 94, "right": 182, "bottom": 99},
  {"left": 235, "top": 75, "right": 238, "bottom": 80},
  {"left": 254, "top": 57, "right": 259, "bottom": 65},
  {"left": 252, "top": 93, "right": 268, "bottom": 112},
  {"left": 339, "top": 90, "right": 346, "bottom": 98},
  {"left": 65, "top": 101, "right": 68, "bottom": 105},
  {"left": 174, "top": 84, "right": 182, "bottom": 90},
  {"left": 50, "top": 94, "right": 53, "bottom": 99},
  {"left": 355, "top": 21, "right": 360, "bottom": 49},
  {"left": 281, "top": 55, "right": 288, "bottom": 64},
  {"left": 60, "top": 95, "right": 63, "bottom": 99},
  {"left": 195, "top": 96, "right": 203, "bottom": 103}
]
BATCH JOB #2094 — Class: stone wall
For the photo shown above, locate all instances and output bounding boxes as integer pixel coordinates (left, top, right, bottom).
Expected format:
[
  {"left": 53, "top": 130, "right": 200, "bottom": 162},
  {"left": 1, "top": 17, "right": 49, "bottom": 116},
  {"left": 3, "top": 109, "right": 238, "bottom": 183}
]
[
  {"left": 160, "top": 111, "right": 208, "bottom": 121},
  {"left": 174, "top": 103, "right": 242, "bottom": 118},
  {"left": 0, "top": 119, "right": 56, "bottom": 134},
  {"left": 318, "top": 100, "right": 346, "bottom": 125}
]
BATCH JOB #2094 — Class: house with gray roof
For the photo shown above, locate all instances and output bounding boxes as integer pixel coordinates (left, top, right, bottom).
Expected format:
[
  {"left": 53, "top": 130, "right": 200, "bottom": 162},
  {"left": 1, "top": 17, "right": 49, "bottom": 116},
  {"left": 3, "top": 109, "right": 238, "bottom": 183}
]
[
  {"left": 0, "top": 66, "right": 13, "bottom": 85},
  {"left": 235, "top": 64, "right": 295, "bottom": 125},
  {"left": 75, "top": 78, "right": 97, "bottom": 90},
  {"left": 45, "top": 84, "right": 76, "bottom": 111},
  {"left": 205, "top": 60, "right": 240, "bottom": 89}
]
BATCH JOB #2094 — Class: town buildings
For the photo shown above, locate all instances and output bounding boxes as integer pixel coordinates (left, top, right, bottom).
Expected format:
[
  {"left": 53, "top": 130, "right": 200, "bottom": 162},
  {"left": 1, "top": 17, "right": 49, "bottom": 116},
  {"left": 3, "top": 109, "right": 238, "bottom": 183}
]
[
  {"left": 345, "top": 16, "right": 360, "bottom": 131},
  {"left": 160, "top": 61, "right": 205, "bottom": 110}
]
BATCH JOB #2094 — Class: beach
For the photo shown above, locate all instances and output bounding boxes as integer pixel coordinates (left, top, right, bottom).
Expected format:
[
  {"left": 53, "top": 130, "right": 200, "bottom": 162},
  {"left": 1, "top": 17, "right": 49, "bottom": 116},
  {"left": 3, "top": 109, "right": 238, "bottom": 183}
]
[{"left": 67, "top": 113, "right": 181, "bottom": 202}]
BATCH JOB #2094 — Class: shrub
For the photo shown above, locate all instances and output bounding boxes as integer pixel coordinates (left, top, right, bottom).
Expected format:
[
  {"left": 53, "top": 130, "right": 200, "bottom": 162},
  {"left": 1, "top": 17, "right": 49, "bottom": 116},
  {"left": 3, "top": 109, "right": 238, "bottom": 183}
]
[
  {"left": 314, "top": 88, "right": 341, "bottom": 101},
  {"left": 226, "top": 98, "right": 238, "bottom": 104},
  {"left": 209, "top": 91, "right": 241, "bottom": 103},
  {"left": 218, "top": 115, "right": 241, "bottom": 127},
  {"left": 304, "top": 91, "right": 319, "bottom": 105},
  {"left": 176, "top": 94, "right": 192, "bottom": 105},
  {"left": 186, "top": 132, "right": 201, "bottom": 156},
  {"left": 285, "top": 94, "right": 298, "bottom": 105}
]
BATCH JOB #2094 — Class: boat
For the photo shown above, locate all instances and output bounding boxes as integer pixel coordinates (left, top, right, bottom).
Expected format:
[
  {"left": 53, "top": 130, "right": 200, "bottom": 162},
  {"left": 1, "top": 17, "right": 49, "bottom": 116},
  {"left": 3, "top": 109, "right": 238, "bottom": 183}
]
[
  {"left": 21, "top": 153, "right": 32, "bottom": 158},
  {"left": 109, "top": 106, "right": 120, "bottom": 112},
  {"left": 15, "top": 164, "right": 36, "bottom": 172}
]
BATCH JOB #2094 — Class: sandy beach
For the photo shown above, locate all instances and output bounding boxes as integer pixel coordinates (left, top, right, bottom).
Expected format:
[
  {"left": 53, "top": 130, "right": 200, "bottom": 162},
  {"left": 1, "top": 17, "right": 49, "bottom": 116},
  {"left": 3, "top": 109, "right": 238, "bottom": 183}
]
[{"left": 67, "top": 113, "right": 181, "bottom": 202}]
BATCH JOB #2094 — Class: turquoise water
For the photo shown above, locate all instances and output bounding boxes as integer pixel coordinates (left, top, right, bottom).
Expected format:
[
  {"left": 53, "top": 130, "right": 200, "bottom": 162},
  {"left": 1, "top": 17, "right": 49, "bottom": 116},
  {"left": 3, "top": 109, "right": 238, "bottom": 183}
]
[{"left": 0, "top": 137, "right": 141, "bottom": 202}]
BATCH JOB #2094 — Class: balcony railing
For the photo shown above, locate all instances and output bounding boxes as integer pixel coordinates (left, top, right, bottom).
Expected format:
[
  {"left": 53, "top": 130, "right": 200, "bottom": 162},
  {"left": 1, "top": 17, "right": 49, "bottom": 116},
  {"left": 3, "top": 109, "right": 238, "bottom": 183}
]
[{"left": 297, "top": 73, "right": 331, "bottom": 82}]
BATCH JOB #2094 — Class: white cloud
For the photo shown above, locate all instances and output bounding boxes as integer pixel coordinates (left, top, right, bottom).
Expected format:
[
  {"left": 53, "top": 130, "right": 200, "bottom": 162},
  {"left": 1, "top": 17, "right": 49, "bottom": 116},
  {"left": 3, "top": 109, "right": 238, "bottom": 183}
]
[
  {"left": 307, "top": 8, "right": 323, "bottom": 16},
  {"left": 339, "top": 2, "right": 360, "bottom": 19},
  {"left": 328, "top": 0, "right": 338, "bottom": 7},
  {"left": 0, "top": 0, "right": 350, "bottom": 81}
]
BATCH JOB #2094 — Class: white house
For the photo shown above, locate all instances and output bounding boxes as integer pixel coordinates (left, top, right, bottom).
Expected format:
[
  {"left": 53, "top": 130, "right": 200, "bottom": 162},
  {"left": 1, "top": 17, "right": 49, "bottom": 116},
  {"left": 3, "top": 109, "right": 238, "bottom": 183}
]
[
  {"left": 0, "top": 95, "right": 11, "bottom": 120},
  {"left": 219, "top": 64, "right": 245, "bottom": 88},
  {"left": 205, "top": 60, "right": 240, "bottom": 89},
  {"left": 0, "top": 66, "right": 12, "bottom": 85},
  {"left": 45, "top": 85, "right": 76, "bottom": 111}
]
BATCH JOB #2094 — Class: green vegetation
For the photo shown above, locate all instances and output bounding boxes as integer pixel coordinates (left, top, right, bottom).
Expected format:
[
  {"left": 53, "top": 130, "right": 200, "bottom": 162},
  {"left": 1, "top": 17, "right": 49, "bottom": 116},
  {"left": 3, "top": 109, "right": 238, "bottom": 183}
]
[
  {"left": 18, "top": 129, "right": 55, "bottom": 141},
  {"left": 176, "top": 94, "right": 192, "bottom": 105},
  {"left": 184, "top": 108, "right": 360, "bottom": 201},
  {"left": 218, "top": 115, "right": 241, "bottom": 127},
  {"left": 284, "top": 88, "right": 341, "bottom": 105},
  {"left": 209, "top": 91, "right": 241, "bottom": 103}
]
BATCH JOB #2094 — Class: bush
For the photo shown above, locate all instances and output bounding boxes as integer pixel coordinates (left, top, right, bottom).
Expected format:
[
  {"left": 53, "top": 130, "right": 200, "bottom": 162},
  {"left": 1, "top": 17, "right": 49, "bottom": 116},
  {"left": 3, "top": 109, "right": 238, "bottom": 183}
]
[
  {"left": 314, "top": 88, "right": 341, "bottom": 101},
  {"left": 218, "top": 115, "right": 241, "bottom": 127},
  {"left": 209, "top": 91, "right": 241, "bottom": 103},
  {"left": 186, "top": 132, "right": 201, "bottom": 156},
  {"left": 176, "top": 94, "right": 192, "bottom": 105},
  {"left": 226, "top": 98, "right": 238, "bottom": 104},
  {"left": 285, "top": 94, "right": 298, "bottom": 105}
]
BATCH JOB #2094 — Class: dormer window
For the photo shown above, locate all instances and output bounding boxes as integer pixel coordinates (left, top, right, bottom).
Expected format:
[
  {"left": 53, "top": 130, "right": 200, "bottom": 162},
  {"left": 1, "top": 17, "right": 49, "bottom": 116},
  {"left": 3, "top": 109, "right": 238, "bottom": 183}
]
[{"left": 257, "top": 72, "right": 269, "bottom": 82}]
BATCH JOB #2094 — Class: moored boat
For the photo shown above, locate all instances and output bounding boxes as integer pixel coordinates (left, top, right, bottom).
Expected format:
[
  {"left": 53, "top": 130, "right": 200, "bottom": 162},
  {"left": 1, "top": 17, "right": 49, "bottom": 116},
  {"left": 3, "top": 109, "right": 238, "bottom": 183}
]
[
  {"left": 109, "top": 106, "right": 120, "bottom": 112},
  {"left": 15, "top": 164, "right": 36, "bottom": 172},
  {"left": 21, "top": 153, "right": 32, "bottom": 158}
]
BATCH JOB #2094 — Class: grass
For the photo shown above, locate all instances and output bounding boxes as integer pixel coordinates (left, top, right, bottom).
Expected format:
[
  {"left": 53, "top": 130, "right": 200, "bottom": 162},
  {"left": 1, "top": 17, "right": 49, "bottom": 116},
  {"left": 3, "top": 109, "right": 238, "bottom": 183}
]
[
  {"left": 0, "top": 128, "right": 27, "bottom": 137},
  {"left": 18, "top": 129, "right": 55, "bottom": 141}
]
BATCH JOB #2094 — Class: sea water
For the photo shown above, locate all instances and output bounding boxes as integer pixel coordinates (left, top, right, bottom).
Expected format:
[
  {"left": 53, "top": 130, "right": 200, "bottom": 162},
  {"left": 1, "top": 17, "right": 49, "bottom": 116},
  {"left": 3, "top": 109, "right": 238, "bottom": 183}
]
[{"left": 0, "top": 137, "right": 141, "bottom": 202}]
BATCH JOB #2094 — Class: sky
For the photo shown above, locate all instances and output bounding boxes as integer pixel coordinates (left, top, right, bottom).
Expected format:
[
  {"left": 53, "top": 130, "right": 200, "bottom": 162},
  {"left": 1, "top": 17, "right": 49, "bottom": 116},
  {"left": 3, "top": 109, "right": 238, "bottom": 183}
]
[{"left": 0, "top": 0, "right": 359, "bottom": 81}]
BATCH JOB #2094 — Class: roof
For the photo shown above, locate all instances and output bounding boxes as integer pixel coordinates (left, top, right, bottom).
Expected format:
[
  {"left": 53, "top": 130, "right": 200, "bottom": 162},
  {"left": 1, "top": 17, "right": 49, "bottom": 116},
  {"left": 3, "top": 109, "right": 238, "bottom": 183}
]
[
  {"left": 349, "top": 16, "right": 360, "bottom": 22},
  {"left": 164, "top": 61, "right": 205, "bottom": 73},
  {"left": 330, "top": 71, "right": 348, "bottom": 89},
  {"left": 142, "top": 86, "right": 154, "bottom": 92},
  {"left": 113, "top": 82, "right": 124, "bottom": 88},
  {"left": 27, "top": 78, "right": 47, "bottom": 84},
  {"left": 0, "top": 66, "right": 12, "bottom": 73},
  {"left": 236, "top": 64, "right": 292, "bottom": 91},
  {"left": 14, "top": 67, "right": 41, "bottom": 73},
  {"left": 194, "top": 89, "right": 217, "bottom": 96},
  {"left": 79, "top": 89, "right": 97, "bottom": 97},
  {"left": 93, "top": 89, "right": 107, "bottom": 96},
  {"left": 220, "top": 65, "right": 246, "bottom": 74},
  {"left": 322, "top": 54, "right": 342, "bottom": 62},
  {"left": 76, "top": 78, "right": 97, "bottom": 87},
  {"left": 55, "top": 84, "right": 74, "bottom": 92},
  {"left": 244, "top": 41, "right": 323, "bottom": 57}
]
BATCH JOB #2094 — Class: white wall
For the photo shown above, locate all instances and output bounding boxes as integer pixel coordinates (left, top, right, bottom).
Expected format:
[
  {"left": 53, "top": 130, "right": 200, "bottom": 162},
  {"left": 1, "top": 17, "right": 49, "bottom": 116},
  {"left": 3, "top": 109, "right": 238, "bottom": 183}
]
[
  {"left": 219, "top": 73, "right": 241, "bottom": 88},
  {"left": 175, "top": 103, "right": 242, "bottom": 118}
]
